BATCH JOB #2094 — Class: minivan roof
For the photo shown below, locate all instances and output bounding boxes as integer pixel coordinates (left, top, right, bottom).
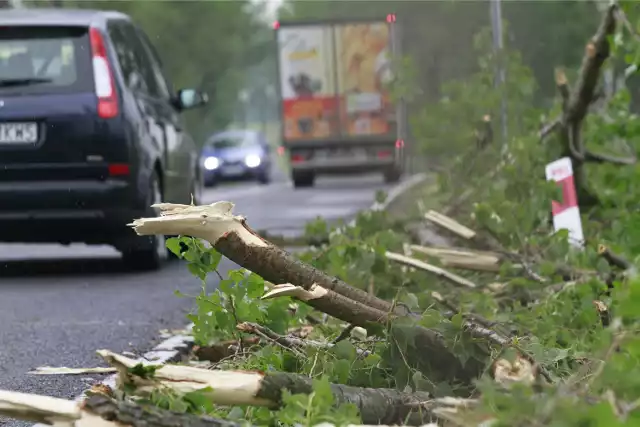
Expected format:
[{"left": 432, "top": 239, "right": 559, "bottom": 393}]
[{"left": 0, "top": 9, "right": 130, "bottom": 28}]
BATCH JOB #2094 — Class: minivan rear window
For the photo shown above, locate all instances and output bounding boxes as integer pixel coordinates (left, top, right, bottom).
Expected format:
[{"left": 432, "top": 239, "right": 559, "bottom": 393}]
[{"left": 0, "top": 26, "right": 93, "bottom": 95}]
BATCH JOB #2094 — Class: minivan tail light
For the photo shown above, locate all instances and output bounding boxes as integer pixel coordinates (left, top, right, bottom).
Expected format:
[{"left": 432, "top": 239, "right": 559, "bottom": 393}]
[
  {"left": 89, "top": 27, "right": 118, "bottom": 119},
  {"left": 108, "top": 163, "right": 130, "bottom": 176}
]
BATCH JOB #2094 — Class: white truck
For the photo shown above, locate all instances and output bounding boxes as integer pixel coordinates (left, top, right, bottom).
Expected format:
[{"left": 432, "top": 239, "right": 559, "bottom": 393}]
[{"left": 275, "top": 17, "right": 406, "bottom": 188}]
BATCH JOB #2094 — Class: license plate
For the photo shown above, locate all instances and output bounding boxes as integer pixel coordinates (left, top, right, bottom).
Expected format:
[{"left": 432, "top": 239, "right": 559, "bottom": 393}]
[
  {"left": 221, "top": 164, "right": 244, "bottom": 176},
  {"left": 0, "top": 122, "right": 38, "bottom": 144},
  {"left": 317, "top": 148, "right": 368, "bottom": 161}
]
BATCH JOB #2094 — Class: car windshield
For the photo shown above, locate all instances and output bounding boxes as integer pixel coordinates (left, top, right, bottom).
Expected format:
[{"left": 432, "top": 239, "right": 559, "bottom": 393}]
[
  {"left": 0, "top": 26, "right": 92, "bottom": 95},
  {"left": 208, "top": 132, "right": 257, "bottom": 149}
]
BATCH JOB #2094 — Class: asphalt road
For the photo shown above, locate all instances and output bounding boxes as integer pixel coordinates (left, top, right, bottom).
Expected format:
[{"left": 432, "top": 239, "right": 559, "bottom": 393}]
[{"left": 0, "top": 172, "right": 396, "bottom": 426}]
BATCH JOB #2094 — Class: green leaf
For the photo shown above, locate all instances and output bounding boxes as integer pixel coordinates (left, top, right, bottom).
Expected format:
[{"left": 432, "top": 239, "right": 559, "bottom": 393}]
[
  {"left": 332, "top": 340, "right": 357, "bottom": 362},
  {"left": 183, "top": 388, "right": 215, "bottom": 413},
  {"left": 330, "top": 359, "right": 351, "bottom": 384},
  {"left": 219, "top": 279, "right": 235, "bottom": 295},
  {"left": 246, "top": 273, "right": 265, "bottom": 298},
  {"left": 128, "top": 363, "right": 158, "bottom": 379},
  {"left": 450, "top": 312, "right": 464, "bottom": 329},
  {"left": 229, "top": 268, "right": 247, "bottom": 284},
  {"left": 165, "top": 237, "right": 183, "bottom": 257},
  {"left": 208, "top": 249, "right": 223, "bottom": 270}
]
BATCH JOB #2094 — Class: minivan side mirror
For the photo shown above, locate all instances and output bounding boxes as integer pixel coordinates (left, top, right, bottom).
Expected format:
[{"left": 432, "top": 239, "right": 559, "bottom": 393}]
[{"left": 175, "top": 88, "right": 208, "bottom": 111}]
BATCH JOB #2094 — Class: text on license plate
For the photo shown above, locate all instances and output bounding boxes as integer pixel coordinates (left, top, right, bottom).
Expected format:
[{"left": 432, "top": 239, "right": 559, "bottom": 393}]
[
  {"left": 0, "top": 123, "right": 38, "bottom": 144},
  {"left": 221, "top": 165, "right": 245, "bottom": 176}
]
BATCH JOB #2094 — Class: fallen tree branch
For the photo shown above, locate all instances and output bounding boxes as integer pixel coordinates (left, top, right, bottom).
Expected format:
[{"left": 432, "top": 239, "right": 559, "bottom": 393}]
[
  {"left": 129, "top": 202, "right": 394, "bottom": 315},
  {"left": 409, "top": 245, "right": 502, "bottom": 272},
  {"left": 261, "top": 283, "right": 391, "bottom": 327},
  {"left": 584, "top": 150, "right": 636, "bottom": 164},
  {"left": 539, "top": 118, "right": 562, "bottom": 141},
  {"left": 130, "top": 202, "right": 494, "bottom": 387},
  {"left": 98, "top": 350, "right": 471, "bottom": 426},
  {"left": 386, "top": 251, "right": 477, "bottom": 289},
  {"left": 598, "top": 244, "right": 632, "bottom": 270},
  {"left": 28, "top": 366, "right": 117, "bottom": 375},
  {"left": 236, "top": 321, "right": 370, "bottom": 357},
  {"left": 423, "top": 210, "right": 476, "bottom": 240}
]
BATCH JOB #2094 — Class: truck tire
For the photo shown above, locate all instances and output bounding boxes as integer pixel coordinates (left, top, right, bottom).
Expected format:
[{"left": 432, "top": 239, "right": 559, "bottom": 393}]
[
  {"left": 383, "top": 166, "right": 402, "bottom": 184},
  {"left": 292, "top": 171, "right": 315, "bottom": 188}
]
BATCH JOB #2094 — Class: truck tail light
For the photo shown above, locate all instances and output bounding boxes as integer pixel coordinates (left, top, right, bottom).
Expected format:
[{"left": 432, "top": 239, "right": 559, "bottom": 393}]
[
  {"left": 291, "top": 154, "right": 305, "bottom": 163},
  {"left": 377, "top": 150, "right": 392, "bottom": 159},
  {"left": 90, "top": 27, "right": 119, "bottom": 119}
]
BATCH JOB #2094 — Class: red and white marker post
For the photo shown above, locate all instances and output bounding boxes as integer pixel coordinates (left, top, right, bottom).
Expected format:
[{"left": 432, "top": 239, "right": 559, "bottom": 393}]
[{"left": 545, "top": 157, "right": 584, "bottom": 248}]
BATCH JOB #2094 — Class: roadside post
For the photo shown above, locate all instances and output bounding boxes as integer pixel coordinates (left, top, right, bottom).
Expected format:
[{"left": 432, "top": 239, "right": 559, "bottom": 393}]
[{"left": 545, "top": 157, "right": 584, "bottom": 248}]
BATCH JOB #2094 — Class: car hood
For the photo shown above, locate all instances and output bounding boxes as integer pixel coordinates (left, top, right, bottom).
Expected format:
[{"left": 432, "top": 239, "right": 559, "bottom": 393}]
[{"left": 201, "top": 146, "right": 264, "bottom": 163}]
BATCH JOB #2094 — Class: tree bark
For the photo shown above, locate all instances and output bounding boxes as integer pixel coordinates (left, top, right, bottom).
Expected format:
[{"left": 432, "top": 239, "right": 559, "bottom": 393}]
[
  {"left": 216, "top": 231, "right": 394, "bottom": 313},
  {"left": 83, "top": 395, "right": 243, "bottom": 427}
]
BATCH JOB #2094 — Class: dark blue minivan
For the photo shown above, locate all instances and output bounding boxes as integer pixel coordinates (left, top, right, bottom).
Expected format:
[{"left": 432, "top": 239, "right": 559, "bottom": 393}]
[{"left": 0, "top": 9, "right": 208, "bottom": 270}]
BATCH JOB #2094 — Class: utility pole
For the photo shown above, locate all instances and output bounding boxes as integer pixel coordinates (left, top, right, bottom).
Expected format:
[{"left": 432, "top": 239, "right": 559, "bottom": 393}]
[{"left": 490, "top": 0, "right": 508, "bottom": 144}]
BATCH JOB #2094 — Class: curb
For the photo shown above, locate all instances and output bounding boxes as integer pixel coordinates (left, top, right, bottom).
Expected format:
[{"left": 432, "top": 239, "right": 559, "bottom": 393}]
[
  {"left": 347, "top": 172, "right": 428, "bottom": 228},
  {"left": 32, "top": 173, "right": 427, "bottom": 424}
]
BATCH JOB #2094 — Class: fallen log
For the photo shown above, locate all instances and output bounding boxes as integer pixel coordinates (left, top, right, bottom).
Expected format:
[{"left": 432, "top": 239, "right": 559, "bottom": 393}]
[{"left": 97, "top": 350, "right": 476, "bottom": 426}]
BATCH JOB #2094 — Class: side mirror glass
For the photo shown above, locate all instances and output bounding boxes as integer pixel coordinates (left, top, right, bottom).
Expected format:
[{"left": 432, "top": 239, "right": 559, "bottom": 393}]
[{"left": 177, "top": 88, "right": 208, "bottom": 110}]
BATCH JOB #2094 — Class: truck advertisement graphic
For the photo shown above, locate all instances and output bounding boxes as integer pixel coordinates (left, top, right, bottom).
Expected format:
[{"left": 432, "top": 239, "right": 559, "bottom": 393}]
[
  {"left": 275, "top": 18, "right": 404, "bottom": 188},
  {"left": 277, "top": 21, "right": 395, "bottom": 142},
  {"left": 336, "top": 22, "right": 393, "bottom": 137},
  {"left": 278, "top": 26, "right": 338, "bottom": 141}
]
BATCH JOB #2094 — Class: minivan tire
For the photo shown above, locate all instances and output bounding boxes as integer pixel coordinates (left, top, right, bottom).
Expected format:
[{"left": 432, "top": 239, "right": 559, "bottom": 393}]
[
  {"left": 257, "top": 170, "right": 271, "bottom": 185},
  {"left": 292, "top": 171, "right": 315, "bottom": 188},
  {"left": 121, "top": 171, "right": 168, "bottom": 271}
]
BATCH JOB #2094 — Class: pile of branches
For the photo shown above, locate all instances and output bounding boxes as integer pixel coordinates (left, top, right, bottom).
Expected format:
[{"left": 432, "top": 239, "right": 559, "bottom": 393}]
[{"left": 1, "top": 3, "right": 639, "bottom": 427}]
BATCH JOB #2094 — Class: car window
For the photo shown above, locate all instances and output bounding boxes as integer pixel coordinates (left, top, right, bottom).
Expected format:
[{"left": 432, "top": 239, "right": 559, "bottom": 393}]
[
  {"left": 136, "top": 29, "right": 172, "bottom": 100},
  {"left": 0, "top": 26, "right": 93, "bottom": 95},
  {"left": 208, "top": 132, "right": 258, "bottom": 149},
  {"left": 107, "top": 21, "right": 148, "bottom": 95},
  {"left": 108, "top": 21, "right": 160, "bottom": 98}
]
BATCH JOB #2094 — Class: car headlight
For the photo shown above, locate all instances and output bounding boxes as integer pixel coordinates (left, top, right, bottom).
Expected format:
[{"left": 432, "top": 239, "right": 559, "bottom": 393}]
[
  {"left": 204, "top": 156, "right": 219, "bottom": 170},
  {"left": 245, "top": 154, "right": 261, "bottom": 168}
]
